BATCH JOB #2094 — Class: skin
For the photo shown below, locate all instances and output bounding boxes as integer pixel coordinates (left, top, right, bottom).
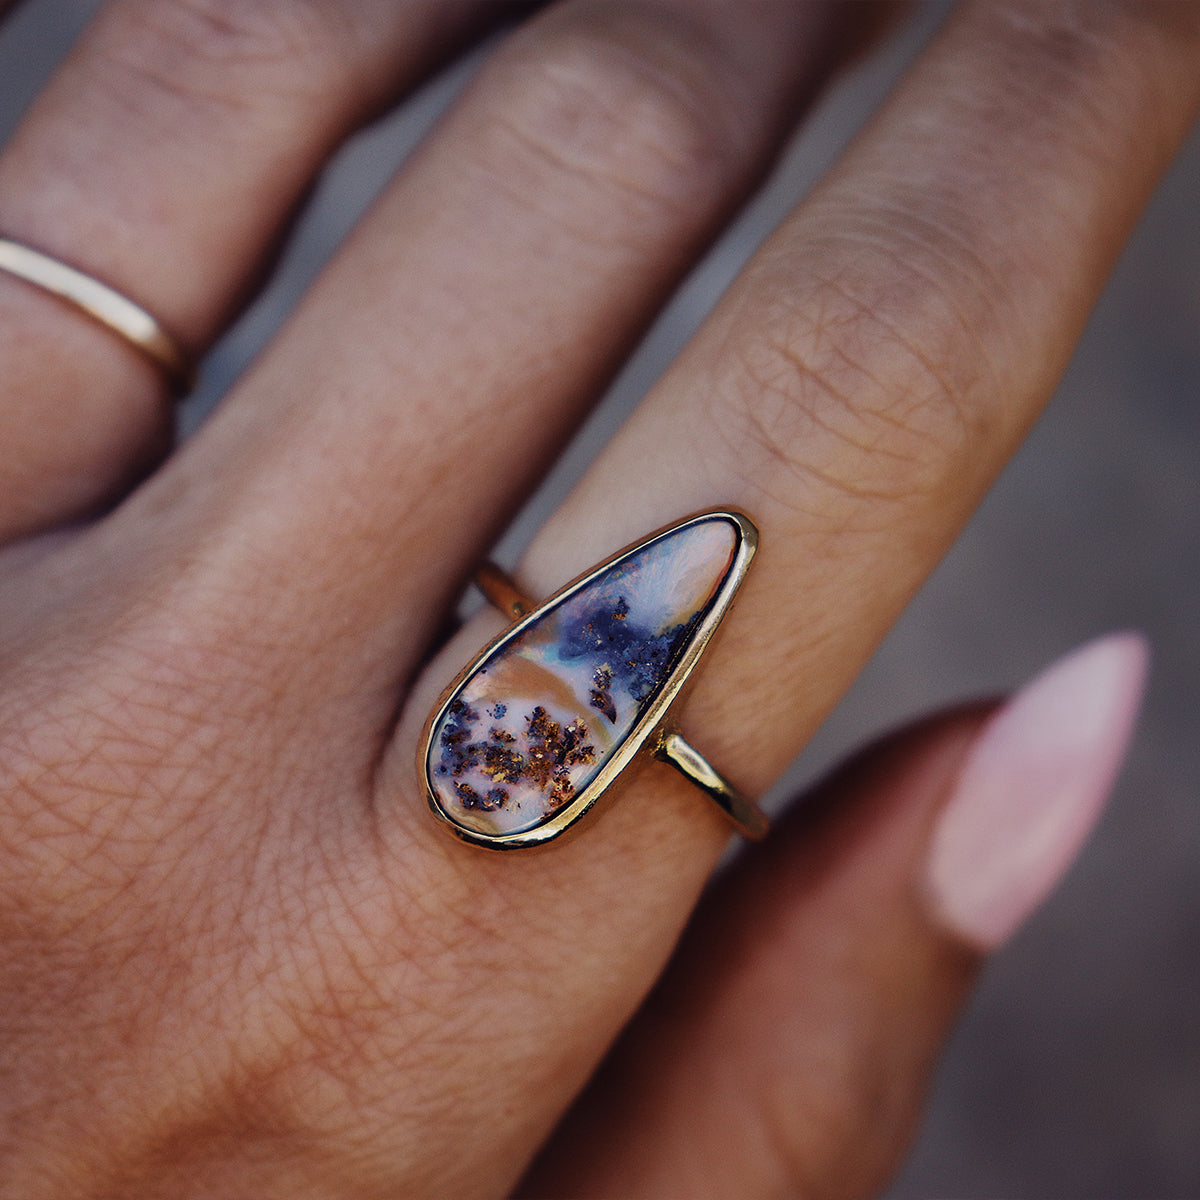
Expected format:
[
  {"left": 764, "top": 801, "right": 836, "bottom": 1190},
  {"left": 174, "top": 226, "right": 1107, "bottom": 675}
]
[{"left": 0, "top": 0, "right": 1196, "bottom": 1195}]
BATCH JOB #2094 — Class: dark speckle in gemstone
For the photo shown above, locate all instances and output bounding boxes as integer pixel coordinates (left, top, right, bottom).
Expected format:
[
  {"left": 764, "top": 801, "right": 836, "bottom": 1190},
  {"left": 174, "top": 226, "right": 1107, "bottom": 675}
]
[
  {"left": 437, "top": 701, "right": 598, "bottom": 813},
  {"left": 589, "top": 664, "right": 617, "bottom": 723},
  {"left": 456, "top": 779, "right": 510, "bottom": 811},
  {"left": 521, "top": 708, "right": 596, "bottom": 804},
  {"left": 559, "top": 597, "right": 699, "bottom": 704}
]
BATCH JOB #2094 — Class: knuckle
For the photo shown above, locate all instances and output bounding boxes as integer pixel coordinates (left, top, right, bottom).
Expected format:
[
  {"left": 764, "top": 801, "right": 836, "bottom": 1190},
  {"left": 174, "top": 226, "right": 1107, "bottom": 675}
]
[
  {"left": 988, "top": 0, "right": 1200, "bottom": 61},
  {"left": 486, "top": 9, "right": 749, "bottom": 220},
  {"left": 99, "top": 0, "right": 365, "bottom": 119},
  {"left": 975, "top": 0, "right": 1200, "bottom": 126},
  {"left": 715, "top": 246, "right": 993, "bottom": 519}
]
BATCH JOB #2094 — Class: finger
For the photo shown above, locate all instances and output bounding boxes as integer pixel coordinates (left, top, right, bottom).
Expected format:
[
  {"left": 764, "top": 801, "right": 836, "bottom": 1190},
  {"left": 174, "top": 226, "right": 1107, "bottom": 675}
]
[
  {"left": 524, "top": 635, "right": 1147, "bottom": 1198},
  {"left": 0, "top": 0, "right": 500, "bottom": 539},
  {"left": 99, "top": 0, "right": 856, "bottom": 694}
]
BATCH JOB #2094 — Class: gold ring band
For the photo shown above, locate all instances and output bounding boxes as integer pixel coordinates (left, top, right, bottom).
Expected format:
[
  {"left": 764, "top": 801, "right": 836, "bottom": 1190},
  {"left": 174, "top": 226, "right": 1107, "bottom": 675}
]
[
  {"left": 0, "top": 237, "right": 195, "bottom": 395},
  {"left": 655, "top": 728, "right": 769, "bottom": 840},
  {"left": 475, "top": 561, "right": 534, "bottom": 621},
  {"left": 423, "top": 512, "right": 769, "bottom": 849}
]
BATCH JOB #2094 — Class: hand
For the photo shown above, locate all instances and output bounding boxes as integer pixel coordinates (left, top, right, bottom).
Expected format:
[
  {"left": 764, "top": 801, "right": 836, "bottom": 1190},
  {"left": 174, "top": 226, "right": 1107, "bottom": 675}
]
[{"left": 0, "top": 1, "right": 1196, "bottom": 1195}]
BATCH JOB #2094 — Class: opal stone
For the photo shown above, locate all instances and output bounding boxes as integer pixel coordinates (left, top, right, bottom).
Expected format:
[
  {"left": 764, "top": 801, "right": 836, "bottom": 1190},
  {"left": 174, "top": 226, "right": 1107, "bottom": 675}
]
[{"left": 427, "top": 515, "right": 740, "bottom": 838}]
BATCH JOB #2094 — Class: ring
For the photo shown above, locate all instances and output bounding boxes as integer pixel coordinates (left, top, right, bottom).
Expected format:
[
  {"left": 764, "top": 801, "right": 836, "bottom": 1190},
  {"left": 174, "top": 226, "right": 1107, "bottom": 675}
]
[
  {"left": 0, "top": 237, "right": 195, "bottom": 395},
  {"left": 421, "top": 511, "right": 769, "bottom": 849}
]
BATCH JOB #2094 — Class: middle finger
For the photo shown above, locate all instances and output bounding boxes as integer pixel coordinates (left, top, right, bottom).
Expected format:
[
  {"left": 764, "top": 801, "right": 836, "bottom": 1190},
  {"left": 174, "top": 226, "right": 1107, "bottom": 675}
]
[{"left": 81, "top": 0, "right": 854, "bottom": 701}]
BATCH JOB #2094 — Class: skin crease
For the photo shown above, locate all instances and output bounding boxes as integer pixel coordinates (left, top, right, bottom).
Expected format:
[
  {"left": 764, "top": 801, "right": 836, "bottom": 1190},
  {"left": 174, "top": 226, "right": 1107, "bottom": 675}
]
[{"left": 0, "top": 1, "right": 1195, "bottom": 1197}]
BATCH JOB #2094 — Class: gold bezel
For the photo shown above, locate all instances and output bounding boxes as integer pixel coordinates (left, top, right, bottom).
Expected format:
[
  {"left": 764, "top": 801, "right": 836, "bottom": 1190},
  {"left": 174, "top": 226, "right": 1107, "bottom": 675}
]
[{"left": 421, "top": 510, "right": 758, "bottom": 849}]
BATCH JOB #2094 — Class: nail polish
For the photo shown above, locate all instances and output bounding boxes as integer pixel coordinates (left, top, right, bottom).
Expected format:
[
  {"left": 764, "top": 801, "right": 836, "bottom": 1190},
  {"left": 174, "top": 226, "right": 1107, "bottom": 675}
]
[{"left": 924, "top": 633, "right": 1149, "bottom": 950}]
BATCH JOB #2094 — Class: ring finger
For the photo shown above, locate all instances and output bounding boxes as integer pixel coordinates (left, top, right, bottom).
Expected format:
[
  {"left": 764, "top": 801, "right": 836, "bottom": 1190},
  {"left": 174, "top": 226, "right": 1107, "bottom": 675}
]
[{"left": 0, "top": 0, "right": 498, "bottom": 539}]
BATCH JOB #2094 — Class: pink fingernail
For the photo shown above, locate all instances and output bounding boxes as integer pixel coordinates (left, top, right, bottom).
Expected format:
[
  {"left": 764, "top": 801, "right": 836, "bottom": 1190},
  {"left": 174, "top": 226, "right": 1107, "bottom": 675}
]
[{"left": 924, "top": 633, "right": 1149, "bottom": 950}]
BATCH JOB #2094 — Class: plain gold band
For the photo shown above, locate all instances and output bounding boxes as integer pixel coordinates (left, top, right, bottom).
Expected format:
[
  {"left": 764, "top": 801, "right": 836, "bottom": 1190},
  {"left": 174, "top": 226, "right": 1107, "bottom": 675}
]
[
  {"left": 0, "top": 237, "right": 195, "bottom": 395},
  {"left": 655, "top": 729, "right": 769, "bottom": 840},
  {"left": 474, "top": 560, "right": 769, "bottom": 841},
  {"left": 475, "top": 561, "right": 533, "bottom": 620}
]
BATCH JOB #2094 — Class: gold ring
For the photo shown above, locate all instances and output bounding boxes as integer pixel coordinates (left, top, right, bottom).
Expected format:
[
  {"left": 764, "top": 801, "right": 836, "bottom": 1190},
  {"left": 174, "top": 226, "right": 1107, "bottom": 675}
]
[
  {"left": 0, "top": 237, "right": 195, "bottom": 395},
  {"left": 421, "top": 511, "right": 768, "bottom": 849}
]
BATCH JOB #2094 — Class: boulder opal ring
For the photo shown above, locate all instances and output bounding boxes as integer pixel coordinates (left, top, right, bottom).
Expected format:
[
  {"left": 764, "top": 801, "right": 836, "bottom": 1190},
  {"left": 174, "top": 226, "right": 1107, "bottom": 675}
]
[{"left": 421, "top": 511, "right": 768, "bottom": 849}]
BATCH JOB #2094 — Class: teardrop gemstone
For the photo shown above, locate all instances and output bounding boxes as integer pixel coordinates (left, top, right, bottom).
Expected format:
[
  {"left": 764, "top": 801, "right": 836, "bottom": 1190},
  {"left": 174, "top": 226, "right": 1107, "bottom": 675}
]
[{"left": 424, "top": 512, "right": 753, "bottom": 845}]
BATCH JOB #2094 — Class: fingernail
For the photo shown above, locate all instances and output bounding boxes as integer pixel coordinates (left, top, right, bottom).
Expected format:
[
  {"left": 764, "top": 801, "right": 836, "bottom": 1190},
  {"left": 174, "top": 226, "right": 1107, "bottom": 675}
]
[{"left": 924, "top": 633, "right": 1149, "bottom": 950}]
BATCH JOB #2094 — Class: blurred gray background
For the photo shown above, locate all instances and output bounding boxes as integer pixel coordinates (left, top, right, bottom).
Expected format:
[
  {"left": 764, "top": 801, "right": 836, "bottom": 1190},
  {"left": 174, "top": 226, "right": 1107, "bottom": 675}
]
[{"left": 2, "top": 3, "right": 1197, "bottom": 1196}]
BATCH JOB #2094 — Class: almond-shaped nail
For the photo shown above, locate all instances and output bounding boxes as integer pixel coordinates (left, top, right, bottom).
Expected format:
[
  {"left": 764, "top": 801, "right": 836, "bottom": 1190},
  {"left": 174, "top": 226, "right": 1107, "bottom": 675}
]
[{"left": 924, "top": 632, "right": 1149, "bottom": 950}]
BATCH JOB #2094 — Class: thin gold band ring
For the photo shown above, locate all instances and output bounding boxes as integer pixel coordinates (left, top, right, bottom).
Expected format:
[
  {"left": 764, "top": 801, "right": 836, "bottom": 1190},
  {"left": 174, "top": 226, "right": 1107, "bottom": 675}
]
[{"left": 0, "top": 237, "right": 195, "bottom": 395}]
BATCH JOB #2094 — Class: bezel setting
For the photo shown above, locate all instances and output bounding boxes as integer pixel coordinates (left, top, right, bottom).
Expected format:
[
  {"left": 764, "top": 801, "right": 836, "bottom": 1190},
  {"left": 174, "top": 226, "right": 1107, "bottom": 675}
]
[{"left": 421, "top": 511, "right": 758, "bottom": 850}]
